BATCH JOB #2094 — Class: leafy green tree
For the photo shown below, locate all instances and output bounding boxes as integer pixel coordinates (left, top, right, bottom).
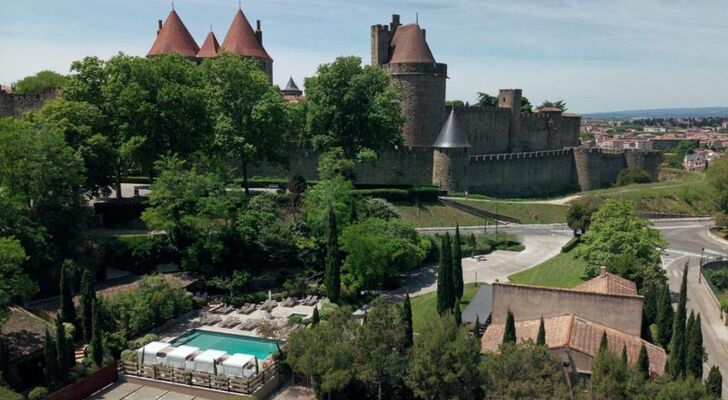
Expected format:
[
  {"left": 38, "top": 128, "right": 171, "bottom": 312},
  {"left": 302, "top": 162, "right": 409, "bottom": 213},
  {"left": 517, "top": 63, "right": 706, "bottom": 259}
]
[
  {"left": 54, "top": 317, "right": 68, "bottom": 380},
  {"left": 503, "top": 310, "right": 516, "bottom": 344},
  {"left": 303, "top": 176, "right": 354, "bottom": 236},
  {"left": 705, "top": 366, "right": 722, "bottom": 398},
  {"left": 91, "top": 298, "right": 103, "bottom": 367},
  {"left": 79, "top": 266, "right": 95, "bottom": 343},
  {"left": 43, "top": 329, "right": 57, "bottom": 388},
  {"left": 588, "top": 340, "right": 630, "bottom": 400},
  {"left": 208, "top": 270, "right": 251, "bottom": 299},
  {"left": 566, "top": 197, "right": 600, "bottom": 236},
  {"left": 304, "top": 56, "right": 404, "bottom": 161},
  {"left": 481, "top": 341, "right": 568, "bottom": 400},
  {"left": 286, "top": 307, "right": 358, "bottom": 397},
  {"left": 324, "top": 207, "right": 341, "bottom": 304},
  {"left": 437, "top": 233, "right": 454, "bottom": 316},
  {"left": 538, "top": 100, "right": 567, "bottom": 111},
  {"left": 14, "top": 70, "right": 67, "bottom": 94},
  {"left": 340, "top": 218, "right": 429, "bottom": 293},
  {"left": 574, "top": 200, "right": 666, "bottom": 279},
  {"left": 452, "top": 225, "right": 464, "bottom": 301},
  {"left": 616, "top": 168, "right": 652, "bottom": 186},
  {"left": 520, "top": 97, "right": 533, "bottom": 113},
  {"left": 707, "top": 156, "right": 728, "bottom": 212},
  {"left": 656, "top": 281, "right": 674, "bottom": 349},
  {"left": 686, "top": 313, "right": 705, "bottom": 379},
  {"left": 364, "top": 197, "right": 401, "bottom": 221},
  {"left": 637, "top": 344, "right": 650, "bottom": 379},
  {"left": 536, "top": 317, "right": 546, "bottom": 346},
  {"left": 668, "top": 263, "right": 689, "bottom": 378},
  {"left": 476, "top": 92, "right": 498, "bottom": 107},
  {"left": 0, "top": 237, "right": 37, "bottom": 321},
  {"left": 355, "top": 301, "right": 408, "bottom": 400},
  {"left": 58, "top": 260, "right": 76, "bottom": 324},
  {"left": 202, "top": 54, "right": 285, "bottom": 195},
  {"left": 407, "top": 314, "right": 482, "bottom": 400},
  {"left": 402, "top": 293, "right": 414, "bottom": 348}
]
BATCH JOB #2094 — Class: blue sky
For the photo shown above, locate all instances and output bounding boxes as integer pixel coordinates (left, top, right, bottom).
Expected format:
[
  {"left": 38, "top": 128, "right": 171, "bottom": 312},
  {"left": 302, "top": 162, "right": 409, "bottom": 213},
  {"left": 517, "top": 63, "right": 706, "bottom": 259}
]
[{"left": 2, "top": 0, "right": 727, "bottom": 113}]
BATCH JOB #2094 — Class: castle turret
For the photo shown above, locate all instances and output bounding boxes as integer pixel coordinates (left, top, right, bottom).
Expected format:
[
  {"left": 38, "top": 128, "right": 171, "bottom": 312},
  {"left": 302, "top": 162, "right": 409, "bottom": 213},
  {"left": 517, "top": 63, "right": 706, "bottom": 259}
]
[
  {"left": 372, "top": 15, "right": 447, "bottom": 148},
  {"left": 147, "top": 9, "right": 200, "bottom": 58},
  {"left": 498, "top": 89, "right": 524, "bottom": 152},
  {"left": 433, "top": 109, "right": 470, "bottom": 192},
  {"left": 221, "top": 8, "right": 273, "bottom": 83},
  {"left": 197, "top": 31, "right": 221, "bottom": 58}
]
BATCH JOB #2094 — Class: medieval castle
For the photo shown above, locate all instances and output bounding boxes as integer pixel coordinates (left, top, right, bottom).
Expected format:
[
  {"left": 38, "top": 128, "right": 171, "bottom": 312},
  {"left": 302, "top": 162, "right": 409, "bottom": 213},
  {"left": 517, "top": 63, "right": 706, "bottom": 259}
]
[{"left": 2, "top": 9, "right": 661, "bottom": 197}]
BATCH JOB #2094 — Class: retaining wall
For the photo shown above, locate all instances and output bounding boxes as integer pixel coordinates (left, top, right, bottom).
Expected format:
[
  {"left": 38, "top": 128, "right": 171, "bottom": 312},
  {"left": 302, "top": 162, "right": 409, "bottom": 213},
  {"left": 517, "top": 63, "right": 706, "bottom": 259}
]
[{"left": 47, "top": 363, "right": 117, "bottom": 400}]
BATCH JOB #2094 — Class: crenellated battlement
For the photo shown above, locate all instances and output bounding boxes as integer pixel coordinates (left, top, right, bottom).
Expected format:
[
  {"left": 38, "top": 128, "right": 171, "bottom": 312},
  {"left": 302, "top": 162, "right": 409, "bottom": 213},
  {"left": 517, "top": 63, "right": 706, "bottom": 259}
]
[
  {"left": 382, "top": 62, "right": 447, "bottom": 75},
  {"left": 469, "top": 148, "right": 574, "bottom": 162},
  {"left": 0, "top": 87, "right": 60, "bottom": 118}
]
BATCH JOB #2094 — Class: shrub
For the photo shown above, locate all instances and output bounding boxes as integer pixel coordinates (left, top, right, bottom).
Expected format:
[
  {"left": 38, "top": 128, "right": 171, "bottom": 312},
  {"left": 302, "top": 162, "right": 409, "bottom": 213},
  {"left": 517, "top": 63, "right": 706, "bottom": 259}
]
[
  {"left": 561, "top": 237, "right": 581, "bottom": 253},
  {"left": 715, "top": 212, "right": 728, "bottom": 229},
  {"left": 28, "top": 386, "right": 50, "bottom": 400},
  {"left": 287, "top": 315, "right": 304, "bottom": 325},
  {"left": 365, "top": 197, "right": 401, "bottom": 220},
  {"left": 94, "top": 235, "right": 174, "bottom": 274},
  {"left": 128, "top": 333, "right": 159, "bottom": 350},
  {"left": 352, "top": 186, "right": 439, "bottom": 203},
  {"left": 0, "top": 386, "right": 24, "bottom": 400},
  {"left": 616, "top": 168, "right": 651, "bottom": 186}
]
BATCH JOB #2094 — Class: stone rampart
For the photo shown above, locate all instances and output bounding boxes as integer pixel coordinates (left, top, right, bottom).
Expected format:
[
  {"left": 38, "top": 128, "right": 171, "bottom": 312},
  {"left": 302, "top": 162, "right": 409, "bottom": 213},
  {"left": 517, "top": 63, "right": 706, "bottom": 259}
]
[
  {"left": 0, "top": 88, "right": 60, "bottom": 117},
  {"left": 491, "top": 282, "right": 644, "bottom": 336}
]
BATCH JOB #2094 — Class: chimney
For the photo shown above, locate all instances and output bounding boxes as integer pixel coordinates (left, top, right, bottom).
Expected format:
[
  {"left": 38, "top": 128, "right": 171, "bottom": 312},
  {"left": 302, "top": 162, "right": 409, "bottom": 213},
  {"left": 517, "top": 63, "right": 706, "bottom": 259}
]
[
  {"left": 390, "top": 14, "right": 400, "bottom": 32},
  {"left": 157, "top": 19, "right": 163, "bottom": 35},
  {"left": 422, "top": 28, "right": 426, "bottom": 40},
  {"left": 255, "top": 20, "right": 263, "bottom": 45}
]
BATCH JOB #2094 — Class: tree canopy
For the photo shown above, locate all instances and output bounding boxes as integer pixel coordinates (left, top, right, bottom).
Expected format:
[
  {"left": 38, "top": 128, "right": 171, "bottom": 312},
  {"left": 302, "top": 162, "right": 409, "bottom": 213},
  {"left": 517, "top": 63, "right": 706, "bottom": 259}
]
[{"left": 14, "top": 70, "right": 67, "bottom": 94}]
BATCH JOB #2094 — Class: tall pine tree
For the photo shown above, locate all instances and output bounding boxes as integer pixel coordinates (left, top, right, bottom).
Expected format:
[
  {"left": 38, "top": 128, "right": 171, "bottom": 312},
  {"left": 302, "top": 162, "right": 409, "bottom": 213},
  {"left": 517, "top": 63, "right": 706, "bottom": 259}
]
[
  {"left": 599, "top": 331, "right": 609, "bottom": 353},
  {"left": 43, "top": 329, "right": 57, "bottom": 388},
  {"left": 91, "top": 298, "right": 104, "bottom": 367},
  {"left": 402, "top": 293, "right": 414, "bottom": 348},
  {"left": 436, "top": 233, "right": 454, "bottom": 315},
  {"left": 503, "top": 310, "right": 516, "bottom": 344},
  {"left": 452, "top": 225, "right": 464, "bottom": 301},
  {"left": 474, "top": 315, "right": 482, "bottom": 339},
  {"left": 668, "top": 263, "right": 688, "bottom": 378},
  {"left": 686, "top": 313, "right": 704, "bottom": 379},
  {"left": 637, "top": 344, "right": 650, "bottom": 379},
  {"left": 311, "top": 306, "right": 320, "bottom": 325},
  {"left": 454, "top": 301, "right": 462, "bottom": 325},
  {"left": 59, "top": 260, "right": 76, "bottom": 325},
  {"left": 54, "top": 317, "right": 67, "bottom": 381},
  {"left": 324, "top": 207, "right": 341, "bottom": 304},
  {"left": 656, "top": 281, "right": 673, "bottom": 349},
  {"left": 79, "top": 266, "right": 95, "bottom": 343},
  {"left": 706, "top": 366, "right": 722, "bottom": 399},
  {"left": 536, "top": 317, "right": 546, "bottom": 346}
]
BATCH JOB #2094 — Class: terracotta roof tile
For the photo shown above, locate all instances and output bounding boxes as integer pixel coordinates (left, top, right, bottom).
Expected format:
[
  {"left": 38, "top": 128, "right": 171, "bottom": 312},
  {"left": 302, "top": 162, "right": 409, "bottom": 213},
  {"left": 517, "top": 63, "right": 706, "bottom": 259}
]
[
  {"left": 482, "top": 314, "right": 665, "bottom": 376},
  {"left": 574, "top": 272, "right": 639, "bottom": 297},
  {"left": 221, "top": 9, "right": 272, "bottom": 61},
  {"left": 389, "top": 24, "right": 435, "bottom": 64},
  {"left": 1, "top": 307, "right": 50, "bottom": 360},
  {"left": 148, "top": 10, "right": 200, "bottom": 58},
  {"left": 197, "top": 31, "right": 221, "bottom": 58}
]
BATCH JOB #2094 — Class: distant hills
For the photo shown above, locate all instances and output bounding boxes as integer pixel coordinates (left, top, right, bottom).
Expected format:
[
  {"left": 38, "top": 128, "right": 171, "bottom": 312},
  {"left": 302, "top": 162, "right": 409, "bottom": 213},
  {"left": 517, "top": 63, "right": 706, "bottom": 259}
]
[{"left": 583, "top": 107, "right": 728, "bottom": 120}]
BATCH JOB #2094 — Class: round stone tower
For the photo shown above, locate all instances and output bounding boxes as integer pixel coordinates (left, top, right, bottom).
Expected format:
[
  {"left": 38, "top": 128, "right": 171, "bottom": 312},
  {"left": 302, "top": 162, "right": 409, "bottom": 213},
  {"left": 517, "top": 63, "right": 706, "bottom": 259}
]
[
  {"left": 432, "top": 109, "right": 470, "bottom": 192},
  {"left": 372, "top": 15, "right": 447, "bottom": 147}
]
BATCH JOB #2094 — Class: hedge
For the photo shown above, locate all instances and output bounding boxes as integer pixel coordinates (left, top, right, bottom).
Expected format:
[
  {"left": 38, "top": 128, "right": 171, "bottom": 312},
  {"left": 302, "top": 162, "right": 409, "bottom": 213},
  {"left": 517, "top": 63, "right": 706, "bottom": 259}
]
[
  {"left": 93, "top": 199, "right": 148, "bottom": 226},
  {"left": 123, "top": 176, "right": 153, "bottom": 184},
  {"left": 561, "top": 236, "right": 581, "bottom": 253},
  {"left": 353, "top": 186, "right": 440, "bottom": 202}
]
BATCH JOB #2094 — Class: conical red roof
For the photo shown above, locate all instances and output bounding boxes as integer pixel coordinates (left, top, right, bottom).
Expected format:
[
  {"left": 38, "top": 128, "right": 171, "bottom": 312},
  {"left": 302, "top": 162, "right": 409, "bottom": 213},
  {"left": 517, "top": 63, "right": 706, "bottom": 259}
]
[
  {"left": 221, "top": 9, "right": 272, "bottom": 61},
  {"left": 389, "top": 24, "right": 435, "bottom": 64},
  {"left": 197, "top": 31, "right": 221, "bottom": 58},
  {"left": 148, "top": 10, "right": 200, "bottom": 57}
]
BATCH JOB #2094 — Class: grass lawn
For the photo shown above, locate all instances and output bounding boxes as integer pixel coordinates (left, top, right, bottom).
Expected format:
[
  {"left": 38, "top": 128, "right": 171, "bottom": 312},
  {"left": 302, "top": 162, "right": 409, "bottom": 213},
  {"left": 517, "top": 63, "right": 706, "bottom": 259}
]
[
  {"left": 410, "top": 283, "right": 481, "bottom": 334},
  {"left": 451, "top": 200, "right": 569, "bottom": 224},
  {"left": 397, "top": 202, "right": 486, "bottom": 227},
  {"left": 508, "top": 250, "right": 588, "bottom": 289}
]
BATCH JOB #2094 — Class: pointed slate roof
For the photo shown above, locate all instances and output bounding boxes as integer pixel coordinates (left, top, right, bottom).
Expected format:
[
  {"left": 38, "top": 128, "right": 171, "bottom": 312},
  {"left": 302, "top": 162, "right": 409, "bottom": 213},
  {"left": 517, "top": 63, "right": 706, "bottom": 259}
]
[
  {"left": 389, "top": 24, "right": 436, "bottom": 64},
  {"left": 433, "top": 109, "right": 470, "bottom": 148},
  {"left": 197, "top": 31, "right": 221, "bottom": 58},
  {"left": 283, "top": 77, "right": 300, "bottom": 92},
  {"left": 147, "top": 10, "right": 200, "bottom": 58},
  {"left": 221, "top": 9, "right": 272, "bottom": 61}
]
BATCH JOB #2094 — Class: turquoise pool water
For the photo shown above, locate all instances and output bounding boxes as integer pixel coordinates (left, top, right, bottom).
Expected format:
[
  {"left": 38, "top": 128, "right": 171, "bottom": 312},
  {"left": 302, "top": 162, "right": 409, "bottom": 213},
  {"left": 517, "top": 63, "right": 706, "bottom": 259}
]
[{"left": 171, "top": 330, "right": 279, "bottom": 360}]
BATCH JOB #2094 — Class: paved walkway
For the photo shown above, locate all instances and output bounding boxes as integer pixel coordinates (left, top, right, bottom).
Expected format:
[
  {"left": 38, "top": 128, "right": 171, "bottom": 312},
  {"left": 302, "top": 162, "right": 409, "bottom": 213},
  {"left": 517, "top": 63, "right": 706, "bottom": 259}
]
[
  {"left": 441, "top": 194, "right": 581, "bottom": 205},
  {"left": 88, "top": 382, "right": 212, "bottom": 400}
]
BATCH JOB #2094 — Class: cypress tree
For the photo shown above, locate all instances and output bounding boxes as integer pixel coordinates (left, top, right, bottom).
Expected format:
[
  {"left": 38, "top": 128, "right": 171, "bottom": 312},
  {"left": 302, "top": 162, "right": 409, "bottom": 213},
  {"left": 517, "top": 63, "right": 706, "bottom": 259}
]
[
  {"left": 536, "top": 317, "right": 546, "bottom": 346},
  {"left": 687, "top": 313, "right": 704, "bottom": 379},
  {"left": 474, "top": 315, "right": 481, "bottom": 339},
  {"left": 402, "top": 293, "right": 413, "bottom": 348},
  {"left": 468, "top": 233, "right": 476, "bottom": 258},
  {"left": 668, "top": 264, "right": 688, "bottom": 378},
  {"left": 91, "top": 299, "right": 104, "bottom": 367},
  {"left": 311, "top": 306, "right": 320, "bottom": 325},
  {"left": 43, "top": 329, "right": 57, "bottom": 388},
  {"left": 349, "top": 199, "right": 358, "bottom": 223},
  {"left": 437, "top": 233, "right": 454, "bottom": 315},
  {"left": 54, "top": 317, "right": 67, "bottom": 381},
  {"left": 79, "top": 266, "right": 95, "bottom": 343},
  {"left": 637, "top": 344, "right": 650, "bottom": 379},
  {"left": 324, "top": 207, "right": 341, "bottom": 304},
  {"left": 621, "top": 344, "right": 628, "bottom": 368},
  {"left": 454, "top": 301, "right": 462, "bottom": 325},
  {"left": 452, "top": 225, "right": 464, "bottom": 300},
  {"left": 503, "top": 310, "right": 516, "bottom": 344},
  {"left": 599, "top": 331, "right": 609, "bottom": 353},
  {"left": 59, "top": 260, "right": 76, "bottom": 325},
  {"left": 706, "top": 366, "right": 722, "bottom": 398},
  {"left": 656, "top": 281, "right": 673, "bottom": 349}
]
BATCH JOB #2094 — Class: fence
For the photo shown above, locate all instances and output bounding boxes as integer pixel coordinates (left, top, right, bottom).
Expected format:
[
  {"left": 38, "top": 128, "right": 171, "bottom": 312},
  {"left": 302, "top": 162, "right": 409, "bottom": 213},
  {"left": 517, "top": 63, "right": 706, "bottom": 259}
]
[
  {"left": 46, "top": 363, "right": 118, "bottom": 400},
  {"left": 119, "top": 357, "right": 280, "bottom": 395},
  {"left": 438, "top": 198, "right": 520, "bottom": 224}
]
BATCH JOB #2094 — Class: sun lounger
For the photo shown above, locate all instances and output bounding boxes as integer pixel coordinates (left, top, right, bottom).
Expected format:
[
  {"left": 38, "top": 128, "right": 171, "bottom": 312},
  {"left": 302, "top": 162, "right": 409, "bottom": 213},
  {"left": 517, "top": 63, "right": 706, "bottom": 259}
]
[
  {"left": 237, "top": 320, "right": 255, "bottom": 331},
  {"left": 221, "top": 318, "right": 240, "bottom": 328},
  {"left": 305, "top": 296, "right": 319, "bottom": 306}
]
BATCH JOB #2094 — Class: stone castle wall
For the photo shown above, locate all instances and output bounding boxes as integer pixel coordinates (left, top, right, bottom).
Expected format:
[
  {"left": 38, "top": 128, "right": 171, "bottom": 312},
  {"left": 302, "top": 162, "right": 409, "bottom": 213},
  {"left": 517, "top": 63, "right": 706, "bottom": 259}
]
[
  {"left": 491, "top": 283, "right": 644, "bottom": 336},
  {"left": 0, "top": 88, "right": 60, "bottom": 118}
]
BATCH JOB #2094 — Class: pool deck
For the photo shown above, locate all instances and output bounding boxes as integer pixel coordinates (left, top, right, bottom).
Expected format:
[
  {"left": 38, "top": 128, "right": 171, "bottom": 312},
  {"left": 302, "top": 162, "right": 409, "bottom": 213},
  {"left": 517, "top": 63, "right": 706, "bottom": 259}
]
[{"left": 89, "top": 382, "right": 214, "bottom": 400}]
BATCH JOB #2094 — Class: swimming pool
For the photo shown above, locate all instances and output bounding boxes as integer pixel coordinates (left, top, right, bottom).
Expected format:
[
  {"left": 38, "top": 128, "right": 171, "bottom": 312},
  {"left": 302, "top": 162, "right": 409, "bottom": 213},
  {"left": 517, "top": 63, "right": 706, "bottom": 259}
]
[{"left": 171, "top": 330, "right": 279, "bottom": 360}]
